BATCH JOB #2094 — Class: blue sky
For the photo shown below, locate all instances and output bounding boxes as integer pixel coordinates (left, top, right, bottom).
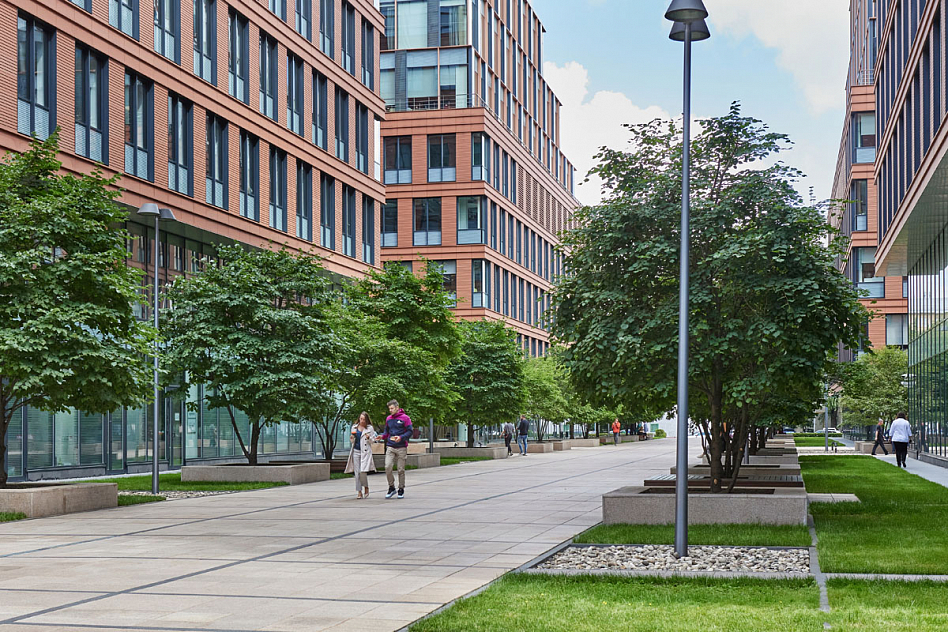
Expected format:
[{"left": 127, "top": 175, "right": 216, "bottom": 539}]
[{"left": 531, "top": 0, "right": 850, "bottom": 206}]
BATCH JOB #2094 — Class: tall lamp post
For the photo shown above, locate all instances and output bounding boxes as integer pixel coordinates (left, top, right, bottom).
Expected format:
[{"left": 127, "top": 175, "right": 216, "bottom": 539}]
[
  {"left": 665, "top": 0, "right": 710, "bottom": 559},
  {"left": 136, "top": 203, "right": 177, "bottom": 495}
]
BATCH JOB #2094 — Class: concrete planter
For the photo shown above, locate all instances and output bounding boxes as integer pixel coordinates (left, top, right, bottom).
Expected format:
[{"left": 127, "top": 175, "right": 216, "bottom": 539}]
[
  {"left": 748, "top": 455, "right": 800, "bottom": 466},
  {"left": 551, "top": 441, "right": 571, "bottom": 451},
  {"left": 568, "top": 438, "right": 602, "bottom": 448},
  {"left": 181, "top": 463, "right": 329, "bottom": 485},
  {"left": 854, "top": 441, "right": 893, "bottom": 454},
  {"left": 600, "top": 435, "right": 639, "bottom": 445},
  {"left": 434, "top": 447, "right": 508, "bottom": 459},
  {"left": 370, "top": 442, "right": 428, "bottom": 455},
  {"left": 527, "top": 442, "right": 554, "bottom": 454},
  {"left": 0, "top": 483, "right": 117, "bottom": 518},
  {"left": 602, "top": 485, "right": 808, "bottom": 525},
  {"left": 373, "top": 453, "right": 441, "bottom": 469},
  {"left": 671, "top": 464, "right": 803, "bottom": 477}
]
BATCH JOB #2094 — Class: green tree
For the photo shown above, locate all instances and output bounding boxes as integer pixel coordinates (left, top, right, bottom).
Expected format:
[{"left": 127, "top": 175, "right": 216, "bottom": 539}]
[
  {"left": 0, "top": 134, "right": 155, "bottom": 486},
  {"left": 522, "top": 355, "right": 569, "bottom": 441},
  {"left": 840, "top": 346, "right": 908, "bottom": 428},
  {"left": 447, "top": 320, "right": 525, "bottom": 447},
  {"left": 163, "top": 245, "right": 341, "bottom": 465},
  {"left": 552, "top": 104, "right": 868, "bottom": 492}
]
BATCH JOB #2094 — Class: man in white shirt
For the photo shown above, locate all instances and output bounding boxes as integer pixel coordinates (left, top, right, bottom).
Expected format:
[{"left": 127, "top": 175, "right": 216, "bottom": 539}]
[{"left": 890, "top": 412, "right": 912, "bottom": 468}]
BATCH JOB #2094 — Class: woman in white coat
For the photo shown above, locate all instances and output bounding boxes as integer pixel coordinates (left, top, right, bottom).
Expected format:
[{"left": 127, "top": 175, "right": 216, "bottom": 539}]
[{"left": 345, "top": 412, "right": 377, "bottom": 499}]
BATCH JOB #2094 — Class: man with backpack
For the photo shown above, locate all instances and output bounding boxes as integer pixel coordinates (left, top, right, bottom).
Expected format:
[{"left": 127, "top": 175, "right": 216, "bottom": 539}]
[{"left": 502, "top": 420, "right": 516, "bottom": 456}]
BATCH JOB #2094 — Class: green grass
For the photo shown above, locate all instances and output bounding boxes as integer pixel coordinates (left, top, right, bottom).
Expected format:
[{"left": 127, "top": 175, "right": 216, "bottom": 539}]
[
  {"left": 0, "top": 511, "right": 27, "bottom": 522},
  {"left": 793, "top": 437, "right": 844, "bottom": 447},
  {"left": 801, "top": 455, "right": 948, "bottom": 574},
  {"left": 440, "top": 456, "right": 494, "bottom": 466},
  {"left": 574, "top": 523, "right": 811, "bottom": 547},
  {"left": 827, "top": 579, "right": 948, "bottom": 631},
  {"left": 89, "top": 472, "right": 288, "bottom": 492},
  {"left": 411, "top": 574, "right": 824, "bottom": 632},
  {"left": 793, "top": 433, "right": 843, "bottom": 438},
  {"left": 118, "top": 494, "right": 165, "bottom": 506}
]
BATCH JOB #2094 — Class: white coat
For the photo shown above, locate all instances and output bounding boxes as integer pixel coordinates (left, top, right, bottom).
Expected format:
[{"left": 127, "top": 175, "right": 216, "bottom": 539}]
[{"left": 344, "top": 424, "right": 378, "bottom": 474}]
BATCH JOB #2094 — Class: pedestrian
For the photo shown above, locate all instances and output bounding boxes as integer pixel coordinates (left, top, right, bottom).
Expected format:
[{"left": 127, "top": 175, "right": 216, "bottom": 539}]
[
  {"left": 871, "top": 419, "right": 889, "bottom": 456},
  {"left": 502, "top": 420, "right": 516, "bottom": 456},
  {"left": 890, "top": 412, "right": 912, "bottom": 468},
  {"left": 377, "top": 400, "right": 412, "bottom": 498},
  {"left": 612, "top": 418, "right": 622, "bottom": 446},
  {"left": 345, "top": 412, "right": 377, "bottom": 499},
  {"left": 517, "top": 415, "right": 530, "bottom": 455}
]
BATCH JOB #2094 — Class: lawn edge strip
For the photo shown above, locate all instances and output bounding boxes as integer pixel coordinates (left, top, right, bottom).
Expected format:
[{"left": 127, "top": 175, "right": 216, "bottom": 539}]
[
  {"left": 825, "top": 573, "right": 948, "bottom": 582},
  {"left": 807, "top": 513, "right": 830, "bottom": 614},
  {"left": 521, "top": 567, "right": 808, "bottom": 579}
]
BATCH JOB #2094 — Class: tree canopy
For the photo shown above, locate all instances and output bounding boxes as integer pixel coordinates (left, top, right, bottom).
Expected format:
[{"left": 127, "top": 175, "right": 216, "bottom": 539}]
[{"left": 839, "top": 346, "right": 908, "bottom": 428}]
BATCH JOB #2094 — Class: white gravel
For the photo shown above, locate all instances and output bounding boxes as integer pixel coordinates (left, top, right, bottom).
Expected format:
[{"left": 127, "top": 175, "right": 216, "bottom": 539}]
[
  {"left": 539, "top": 545, "right": 810, "bottom": 574},
  {"left": 120, "top": 490, "right": 238, "bottom": 500}
]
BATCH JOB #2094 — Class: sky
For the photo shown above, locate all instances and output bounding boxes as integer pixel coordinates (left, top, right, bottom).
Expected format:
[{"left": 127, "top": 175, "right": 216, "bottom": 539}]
[{"left": 532, "top": 0, "right": 850, "bottom": 207}]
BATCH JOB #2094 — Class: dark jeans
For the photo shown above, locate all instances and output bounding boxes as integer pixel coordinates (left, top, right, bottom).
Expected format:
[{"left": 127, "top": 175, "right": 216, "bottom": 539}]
[
  {"left": 613, "top": 432, "right": 620, "bottom": 446},
  {"left": 872, "top": 439, "right": 889, "bottom": 455},
  {"left": 504, "top": 434, "right": 512, "bottom": 454},
  {"left": 894, "top": 441, "right": 909, "bottom": 467}
]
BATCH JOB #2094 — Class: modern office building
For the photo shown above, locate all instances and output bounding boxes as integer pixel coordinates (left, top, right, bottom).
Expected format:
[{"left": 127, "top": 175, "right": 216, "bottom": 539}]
[
  {"left": 5, "top": 0, "right": 386, "bottom": 479},
  {"left": 831, "top": 0, "right": 908, "bottom": 364},
  {"left": 376, "top": 0, "right": 579, "bottom": 357},
  {"left": 869, "top": 0, "right": 948, "bottom": 466}
]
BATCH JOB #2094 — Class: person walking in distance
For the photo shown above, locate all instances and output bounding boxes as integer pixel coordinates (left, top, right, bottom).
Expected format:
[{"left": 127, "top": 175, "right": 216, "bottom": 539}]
[
  {"left": 517, "top": 415, "right": 530, "bottom": 456},
  {"left": 345, "top": 412, "right": 377, "bottom": 499},
  {"left": 612, "top": 418, "right": 622, "bottom": 446},
  {"left": 890, "top": 412, "right": 912, "bottom": 468},
  {"left": 377, "top": 400, "right": 412, "bottom": 498},
  {"left": 502, "top": 420, "right": 516, "bottom": 456},
  {"left": 871, "top": 419, "right": 889, "bottom": 456}
]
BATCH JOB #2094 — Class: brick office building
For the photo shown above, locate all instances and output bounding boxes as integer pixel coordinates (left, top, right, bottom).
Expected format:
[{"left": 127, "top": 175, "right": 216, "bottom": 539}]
[
  {"left": 6, "top": 0, "right": 385, "bottom": 478},
  {"left": 376, "top": 0, "right": 579, "bottom": 357}
]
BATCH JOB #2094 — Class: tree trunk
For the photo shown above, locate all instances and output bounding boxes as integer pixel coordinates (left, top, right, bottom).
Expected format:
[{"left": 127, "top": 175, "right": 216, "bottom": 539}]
[
  {"left": 748, "top": 425, "right": 760, "bottom": 456},
  {"left": 708, "top": 382, "right": 725, "bottom": 493},
  {"left": 249, "top": 422, "right": 262, "bottom": 466},
  {"left": 0, "top": 401, "right": 9, "bottom": 487},
  {"left": 570, "top": 421, "right": 575, "bottom": 440}
]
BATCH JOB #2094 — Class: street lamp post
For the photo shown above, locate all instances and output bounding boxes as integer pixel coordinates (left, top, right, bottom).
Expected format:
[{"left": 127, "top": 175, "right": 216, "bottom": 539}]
[
  {"left": 136, "top": 203, "right": 177, "bottom": 495},
  {"left": 665, "top": 0, "right": 710, "bottom": 559}
]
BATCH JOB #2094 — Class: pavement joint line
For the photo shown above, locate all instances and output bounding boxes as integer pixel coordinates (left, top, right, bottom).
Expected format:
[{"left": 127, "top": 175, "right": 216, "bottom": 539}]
[
  {"left": 807, "top": 513, "right": 831, "bottom": 616},
  {"left": 6, "top": 622, "right": 263, "bottom": 632},
  {"left": 1, "top": 442, "right": 678, "bottom": 627},
  {"left": 135, "top": 591, "right": 447, "bottom": 605},
  {"left": 824, "top": 573, "right": 948, "bottom": 582}
]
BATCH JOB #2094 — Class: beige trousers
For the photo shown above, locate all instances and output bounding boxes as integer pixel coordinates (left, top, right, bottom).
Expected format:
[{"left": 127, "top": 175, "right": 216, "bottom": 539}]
[{"left": 385, "top": 446, "right": 408, "bottom": 489}]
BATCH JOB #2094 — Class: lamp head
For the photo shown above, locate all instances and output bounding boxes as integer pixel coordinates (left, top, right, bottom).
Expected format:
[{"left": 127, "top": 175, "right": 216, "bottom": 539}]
[
  {"left": 137, "top": 202, "right": 160, "bottom": 217},
  {"left": 670, "top": 18, "right": 711, "bottom": 42},
  {"left": 665, "top": 0, "right": 709, "bottom": 23},
  {"left": 158, "top": 208, "right": 177, "bottom": 222}
]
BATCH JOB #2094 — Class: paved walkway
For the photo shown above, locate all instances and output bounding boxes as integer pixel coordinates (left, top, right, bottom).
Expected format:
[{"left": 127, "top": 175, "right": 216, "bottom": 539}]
[
  {"left": 874, "top": 453, "right": 948, "bottom": 488},
  {"left": 0, "top": 439, "right": 687, "bottom": 632}
]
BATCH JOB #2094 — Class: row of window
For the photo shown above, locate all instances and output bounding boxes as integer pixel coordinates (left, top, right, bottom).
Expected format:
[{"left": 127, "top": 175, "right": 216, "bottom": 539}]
[{"left": 379, "top": 0, "right": 468, "bottom": 51}]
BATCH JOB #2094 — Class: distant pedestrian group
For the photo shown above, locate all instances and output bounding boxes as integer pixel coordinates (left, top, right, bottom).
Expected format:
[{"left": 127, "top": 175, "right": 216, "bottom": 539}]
[{"left": 871, "top": 413, "right": 912, "bottom": 468}]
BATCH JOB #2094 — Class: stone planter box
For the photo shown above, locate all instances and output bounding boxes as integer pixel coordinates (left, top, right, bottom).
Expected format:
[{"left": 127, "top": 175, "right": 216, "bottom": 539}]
[
  {"left": 434, "top": 446, "right": 508, "bottom": 459},
  {"left": 370, "top": 442, "right": 428, "bottom": 455},
  {"left": 600, "top": 435, "right": 639, "bottom": 445},
  {"left": 748, "top": 455, "right": 799, "bottom": 466},
  {"left": 568, "top": 438, "right": 602, "bottom": 448},
  {"left": 373, "top": 453, "right": 441, "bottom": 469},
  {"left": 0, "top": 483, "right": 117, "bottom": 519},
  {"left": 181, "top": 463, "right": 329, "bottom": 485},
  {"left": 527, "top": 442, "right": 554, "bottom": 454},
  {"left": 552, "top": 441, "right": 571, "bottom": 451},
  {"left": 671, "top": 464, "right": 802, "bottom": 477},
  {"left": 854, "top": 441, "right": 893, "bottom": 454},
  {"left": 603, "top": 485, "right": 808, "bottom": 525}
]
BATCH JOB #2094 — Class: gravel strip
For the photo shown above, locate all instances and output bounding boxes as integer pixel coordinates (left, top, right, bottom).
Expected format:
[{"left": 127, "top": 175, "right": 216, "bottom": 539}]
[
  {"left": 539, "top": 545, "right": 810, "bottom": 574},
  {"left": 119, "top": 490, "right": 238, "bottom": 500}
]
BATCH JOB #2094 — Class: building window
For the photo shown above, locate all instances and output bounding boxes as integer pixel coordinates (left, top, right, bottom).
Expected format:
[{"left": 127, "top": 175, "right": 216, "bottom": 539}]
[
  {"left": 342, "top": 185, "right": 357, "bottom": 258},
  {"left": 380, "top": 0, "right": 394, "bottom": 50},
  {"left": 854, "top": 247, "right": 884, "bottom": 298},
  {"left": 406, "top": 50, "right": 437, "bottom": 109},
  {"left": 490, "top": 202, "right": 497, "bottom": 250},
  {"left": 287, "top": 53, "right": 305, "bottom": 136},
  {"left": 167, "top": 94, "right": 191, "bottom": 195},
  {"left": 472, "top": 260, "right": 488, "bottom": 308},
  {"left": 362, "top": 197, "right": 375, "bottom": 264},
  {"left": 472, "top": 133, "right": 490, "bottom": 181},
  {"left": 515, "top": 220, "right": 521, "bottom": 263},
  {"left": 502, "top": 151, "right": 509, "bottom": 197},
  {"left": 428, "top": 134, "right": 456, "bottom": 182},
  {"left": 17, "top": 15, "right": 55, "bottom": 140},
  {"left": 384, "top": 136, "right": 411, "bottom": 184},
  {"left": 457, "top": 196, "right": 486, "bottom": 245},
  {"left": 295, "top": 0, "right": 311, "bottom": 39},
  {"left": 440, "top": 0, "right": 467, "bottom": 46},
  {"left": 903, "top": 276, "right": 908, "bottom": 298},
  {"left": 193, "top": 0, "right": 216, "bottom": 83},
  {"left": 312, "top": 71, "right": 328, "bottom": 149},
  {"left": 239, "top": 131, "right": 259, "bottom": 220},
  {"left": 361, "top": 19, "right": 375, "bottom": 88},
  {"left": 109, "top": 0, "right": 137, "bottom": 38},
  {"left": 356, "top": 103, "right": 369, "bottom": 174},
  {"left": 499, "top": 209, "right": 506, "bottom": 254},
  {"left": 413, "top": 198, "right": 442, "bottom": 246},
  {"left": 259, "top": 33, "right": 278, "bottom": 119},
  {"left": 336, "top": 89, "right": 350, "bottom": 161},
  {"left": 510, "top": 158, "right": 517, "bottom": 203},
  {"left": 397, "top": 0, "right": 427, "bottom": 48},
  {"left": 439, "top": 48, "right": 467, "bottom": 108},
  {"left": 493, "top": 143, "right": 500, "bottom": 189},
  {"left": 851, "top": 179, "right": 868, "bottom": 231},
  {"left": 228, "top": 11, "right": 249, "bottom": 103},
  {"left": 382, "top": 200, "right": 398, "bottom": 247},
  {"left": 205, "top": 114, "right": 227, "bottom": 209},
  {"left": 154, "top": 0, "right": 178, "bottom": 61},
  {"left": 341, "top": 2, "right": 356, "bottom": 75},
  {"left": 320, "top": 174, "right": 335, "bottom": 249},
  {"left": 75, "top": 45, "right": 106, "bottom": 164},
  {"left": 433, "top": 260, "right": 457, "bottom": 306},
  {"left": 269, "top": 147, "right": 287, "bottom": 232},
  {"left": 296, "top": 161, "right": 312, "bottom": 241},
  {"left": 853, "top": 112, "right": 876, "bottom": 163},
  {"left": 886, "top": 314, "right": 908, "bottom": 348},
  {"left": 320, "top": 0, "right": 334, "bottom": 57},
  {"left": 124, "top": 72, "right": 152, "bottom": 180},
  {"left": 269, "top": 0, "right": 286, "bottom": 20}
]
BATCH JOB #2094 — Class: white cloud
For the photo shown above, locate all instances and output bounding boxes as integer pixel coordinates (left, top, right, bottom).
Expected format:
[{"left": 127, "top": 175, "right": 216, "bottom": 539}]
[
  {"left": 543, "top": 61, "right": 669, "bottom": 206},
  {"left": 711, "top": 0, "right": 849, "bottom": 114}
]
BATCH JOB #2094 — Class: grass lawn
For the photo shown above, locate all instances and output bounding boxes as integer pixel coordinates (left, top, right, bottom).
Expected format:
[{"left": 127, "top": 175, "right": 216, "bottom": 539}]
[
  {"left": 118, "top": 495, "right": 165, "bottom": 506},
  {"left": 411, "top": 574, "right": 824, "bottom": 632},
  {"left": 0, "top": 512, "right": 27, "bottom": 522},
  {"left": 440, "top": 456, "right": 494, "bottom": 466},
  {"left": 89, "top": 472, "right": 288, "bottom": 492},
  {"left": 793, "top": 437, "right": 844, "bottom": 448},
  {"left": 827, "top": 579, "right": 948, "bottom": 631},
  {"left": 801, "top": 455, "right": 948, "bottom": 574},
  {"left": 574, "top": 523, "right": 811, "bottom": 547}
]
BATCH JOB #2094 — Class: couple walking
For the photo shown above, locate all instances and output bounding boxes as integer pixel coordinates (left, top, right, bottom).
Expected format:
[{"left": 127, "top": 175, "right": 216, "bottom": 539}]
[
  {"left": 344, "top": 400, "right": 413, "bottom": 500},
  {"left": 873, "top": 412, "right": 913, "bottom": 468},
  {"left": 502, "top": 416, "right": 531, "bottom": 456}
]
